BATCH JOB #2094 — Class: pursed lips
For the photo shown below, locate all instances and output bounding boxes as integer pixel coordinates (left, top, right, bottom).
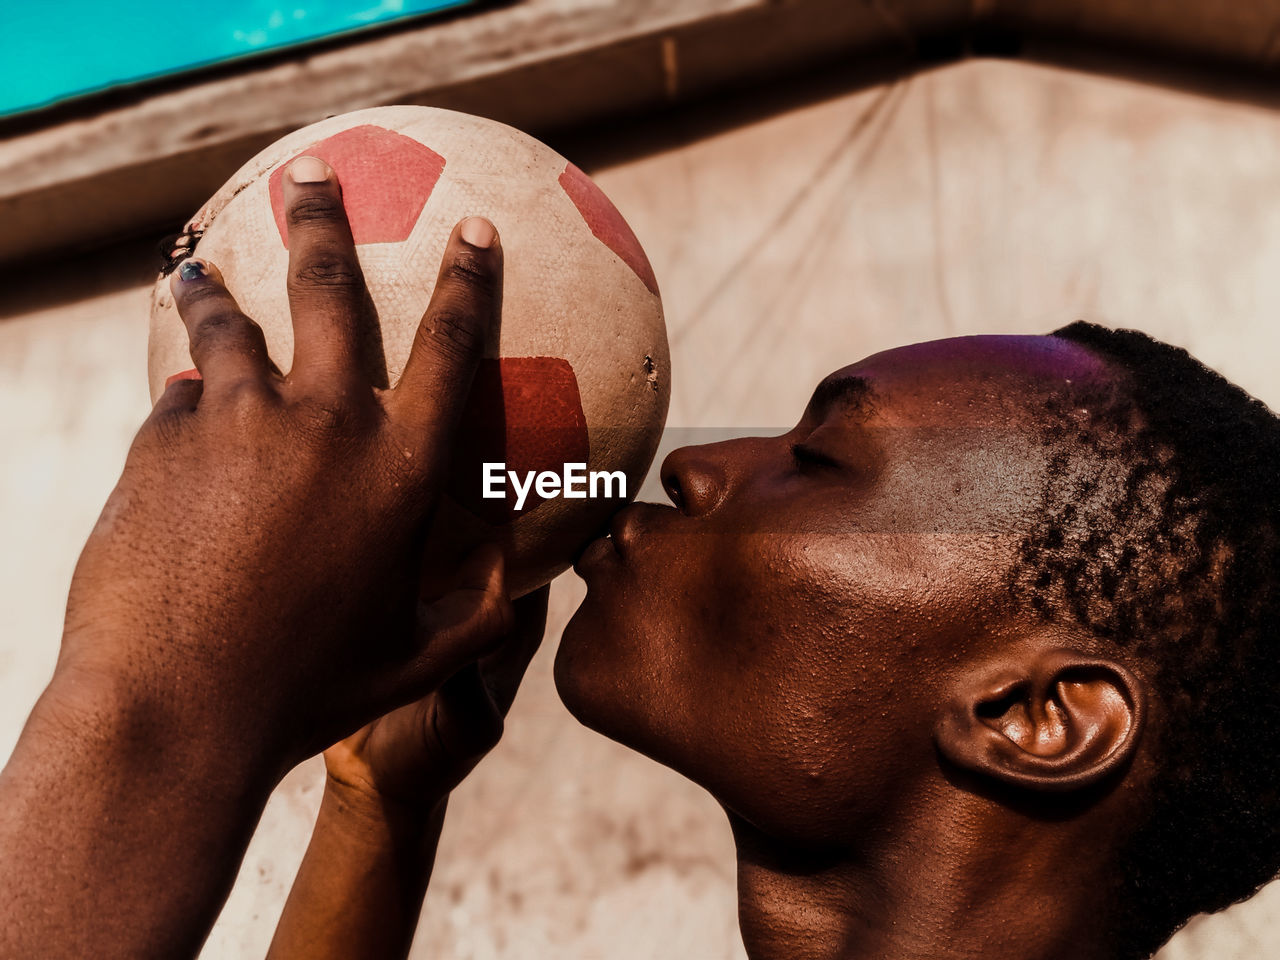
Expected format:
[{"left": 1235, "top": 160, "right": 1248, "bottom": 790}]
[{"left": 573, "top": 501, "right": 671, "bottom": 575}]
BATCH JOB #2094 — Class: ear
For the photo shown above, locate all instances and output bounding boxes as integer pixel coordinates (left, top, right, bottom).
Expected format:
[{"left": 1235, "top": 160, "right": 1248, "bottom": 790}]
[{"left": 934, "top": 648, "right": 1146, "bottom": 793}]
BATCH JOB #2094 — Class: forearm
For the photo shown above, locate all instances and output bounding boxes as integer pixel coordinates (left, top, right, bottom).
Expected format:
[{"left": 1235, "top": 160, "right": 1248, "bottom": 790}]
[
  {"left": 267, "top": 779, "right": 445, "bottom": 960},
  {"left": 0, "top": 673, "right": 279, "bottom": 959}
]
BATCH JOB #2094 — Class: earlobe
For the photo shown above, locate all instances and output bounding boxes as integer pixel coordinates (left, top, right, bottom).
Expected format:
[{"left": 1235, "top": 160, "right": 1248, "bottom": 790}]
[{"left": 934, "top": 649, "right": 1146, "bottom": 794}]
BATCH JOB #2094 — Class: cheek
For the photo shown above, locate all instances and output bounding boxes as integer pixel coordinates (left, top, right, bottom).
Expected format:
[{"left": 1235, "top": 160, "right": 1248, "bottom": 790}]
[
  {"left": 673, "top": 535, "right": 970, "bottom": 840},
  {"left": 555, "top": 528, "right": 984, "bottom": 844},
  {"left": 557, "top": 532, "right": 836, "bottom": 730}
]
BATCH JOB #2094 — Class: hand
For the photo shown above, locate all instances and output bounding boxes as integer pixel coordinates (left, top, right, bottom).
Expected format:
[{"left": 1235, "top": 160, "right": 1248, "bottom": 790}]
[
  {"left": 55, "top": 156, "right": 510, "bottom": 775},
  {"left": 325, "top": 578, "right": 550, "bottom": 811}
]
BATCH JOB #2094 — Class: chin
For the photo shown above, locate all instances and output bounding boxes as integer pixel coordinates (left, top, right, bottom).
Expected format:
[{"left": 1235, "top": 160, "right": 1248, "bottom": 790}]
[
  {"left": 552, "top": 601, "right": 678, "bottom": 766},
  {"left": 554, "top": 619, "right": 802, "bottom": 838},
  {"left": 552, "top": 601, "right": 622, "bottom": 732}
]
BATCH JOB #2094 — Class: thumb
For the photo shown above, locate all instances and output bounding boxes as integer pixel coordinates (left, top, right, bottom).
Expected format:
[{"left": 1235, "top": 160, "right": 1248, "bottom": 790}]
[
  {"left": 397, "top": 543, "right": 513, "bottom": 698},
  {"left": 425, "top": 663, "right": 506, "bottom": 794},
  {"left": 478, "top": 584, "right": 550, "bottom": 715}
]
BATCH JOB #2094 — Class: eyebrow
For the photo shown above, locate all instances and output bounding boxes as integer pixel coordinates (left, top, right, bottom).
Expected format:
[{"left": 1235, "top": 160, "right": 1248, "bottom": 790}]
[{"left": 807, "top": 374, "right": 875, "bottom": 420}]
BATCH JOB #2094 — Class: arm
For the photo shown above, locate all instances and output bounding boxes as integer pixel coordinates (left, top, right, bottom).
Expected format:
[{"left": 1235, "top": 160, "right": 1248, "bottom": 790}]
[
  {"left": 265, "top": 783, "right": 447, "bottom": 960},
  {"left": 0, "top": 672, "right": 278, "bottom": 960},
  {"left": 268, "top": 588, "right": 549, "bottom": 960},
  {"left": 0, "top": 157, "right": 508, "bottom": 960}
]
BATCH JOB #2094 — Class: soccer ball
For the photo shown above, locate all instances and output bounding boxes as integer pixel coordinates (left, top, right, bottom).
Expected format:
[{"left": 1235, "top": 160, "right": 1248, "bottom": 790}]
[{"left": 148, "top": 106, "right": 670, "bottom": 595}]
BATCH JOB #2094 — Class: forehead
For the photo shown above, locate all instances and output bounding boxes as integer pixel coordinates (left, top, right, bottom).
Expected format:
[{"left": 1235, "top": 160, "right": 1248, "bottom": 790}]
[{"left": 817, "top": 335, "right": 1117, "bottom": 426}]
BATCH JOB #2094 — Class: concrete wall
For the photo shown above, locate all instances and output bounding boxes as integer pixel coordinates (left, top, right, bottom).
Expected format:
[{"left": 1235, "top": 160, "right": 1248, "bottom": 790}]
[{"left": 3, "top": 58, "right": 1279, "bottom": 957}]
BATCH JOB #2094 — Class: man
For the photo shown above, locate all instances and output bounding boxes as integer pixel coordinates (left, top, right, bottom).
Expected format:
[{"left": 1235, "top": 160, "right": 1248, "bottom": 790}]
[
  {"left": 3, "top": 161, "right": 1277, "bottom": 959},
  {"left": 265, "top": 309, "right": 1280, "bottom": 960},
  {"left": 557, "top": 326, "right": 1280, "bottom": 959}
]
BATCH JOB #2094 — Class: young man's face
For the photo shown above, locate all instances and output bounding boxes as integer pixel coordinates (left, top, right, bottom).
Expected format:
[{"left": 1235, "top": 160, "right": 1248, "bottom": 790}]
[{"left": 555, "top": 335, "right": 1118, "bottom": 844}]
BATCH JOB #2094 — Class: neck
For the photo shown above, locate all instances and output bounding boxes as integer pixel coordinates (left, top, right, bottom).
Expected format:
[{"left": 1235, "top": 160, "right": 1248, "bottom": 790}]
[{"left": 728, "top": 796, "right": 1120, "bottom": 960}]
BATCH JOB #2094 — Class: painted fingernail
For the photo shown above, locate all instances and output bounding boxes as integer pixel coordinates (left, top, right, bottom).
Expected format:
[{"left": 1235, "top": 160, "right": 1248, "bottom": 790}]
[
  {"left": 289, "top": 156, "right": 332, "bottom": 183},
  {"left": 164, "top": 368, "right": 203, "bottom": 388},
  {"left": 459, "top": 217, "right": 496, "bottom": 249},
  {"left": 178, "top": 259, "right": 209, "bottom": 281}
]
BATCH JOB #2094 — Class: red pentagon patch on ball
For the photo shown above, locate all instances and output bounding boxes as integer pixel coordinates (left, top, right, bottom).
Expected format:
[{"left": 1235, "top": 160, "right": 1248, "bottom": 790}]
[
  {"left": 268, "top": 125, "right": 446, "bottom": 248},
  {"left": 449, "top": 357, "right": 590, "bottom": 524},
  {"left": 558, "top": 162, "right": 659, "bottom": 296}
]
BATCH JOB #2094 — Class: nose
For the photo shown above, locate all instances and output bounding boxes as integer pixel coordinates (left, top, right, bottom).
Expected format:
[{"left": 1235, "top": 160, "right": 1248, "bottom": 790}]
[{"left": 660, "top": 444, "right": 728, "bottom": 516}]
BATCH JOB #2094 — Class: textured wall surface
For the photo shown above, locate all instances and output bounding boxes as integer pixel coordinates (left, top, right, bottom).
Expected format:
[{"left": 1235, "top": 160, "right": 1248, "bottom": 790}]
[{"left": 3, "top": 57, "right": 1280, "bottom": 957}]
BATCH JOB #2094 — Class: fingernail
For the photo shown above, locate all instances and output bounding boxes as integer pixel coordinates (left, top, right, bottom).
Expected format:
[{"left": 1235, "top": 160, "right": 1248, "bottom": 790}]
[
  {"left": 178, "top": 259, "right": 208, "bottom": 281},
  {"left": 289, "top": 156, "right": 332, "bottom": 183},
  {"left": 460, "top": 217, "right": 496, "bottom": 249},
  {"left": 164, "top": 368, "right": 203, "bottom": 388}
]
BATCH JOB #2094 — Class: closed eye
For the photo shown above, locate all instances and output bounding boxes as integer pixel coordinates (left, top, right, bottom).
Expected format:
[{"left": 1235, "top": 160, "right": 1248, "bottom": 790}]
[{"left": 791, "top": 442, "right": 841, "bottom": 471}]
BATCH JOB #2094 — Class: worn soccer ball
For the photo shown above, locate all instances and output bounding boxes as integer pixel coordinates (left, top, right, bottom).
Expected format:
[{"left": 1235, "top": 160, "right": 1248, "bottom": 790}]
[{"left": 148, "top": 105, "right": 670, "bottom": 595}]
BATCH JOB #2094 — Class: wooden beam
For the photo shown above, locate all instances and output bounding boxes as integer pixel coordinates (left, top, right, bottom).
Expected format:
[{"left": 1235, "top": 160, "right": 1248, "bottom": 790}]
[
  {"left": 0, "top": 0, "right": 946, "bottom": 266},
  {"left": 5, "top": 0, "right": 1280, "bottom": 268}
]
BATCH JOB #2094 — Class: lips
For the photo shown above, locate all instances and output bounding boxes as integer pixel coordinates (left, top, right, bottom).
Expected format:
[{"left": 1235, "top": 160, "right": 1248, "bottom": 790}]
[
  {"left": 573, "top": 502, "right": 647, "bottom": 576},
  {"left": 573, "top": 532, "right": 618, "bottom": 576},
  {"left": 607, "top": 507, "right": 634, "bottom": 559}
]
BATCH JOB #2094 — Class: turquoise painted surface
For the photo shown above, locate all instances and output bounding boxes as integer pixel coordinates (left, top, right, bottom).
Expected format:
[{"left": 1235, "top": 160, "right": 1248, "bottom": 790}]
[{"left": 0, "top": 0, "right": 479, "bottom": 116}]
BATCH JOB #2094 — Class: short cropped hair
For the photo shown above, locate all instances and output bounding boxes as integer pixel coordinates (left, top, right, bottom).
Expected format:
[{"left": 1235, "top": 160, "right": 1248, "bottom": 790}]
[{"left": 1011, "top": 321, "right": 1280, "bottom": 958}]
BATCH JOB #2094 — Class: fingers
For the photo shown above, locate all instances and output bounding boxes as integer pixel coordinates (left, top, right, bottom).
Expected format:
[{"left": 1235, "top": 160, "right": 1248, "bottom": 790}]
[
  {"left": 413, "top": 580, "right": 548, "bottom": 791},
  {"left": 169, "top": 258, "right": 273, "bottom": 393},
  {"left": 428, "top": 663, "right": 505, "bottom": 783},
  {"left": 479, "top": 584, "right": 550, "bottom": 715},
  {"left": 390, "top": 217, "right": 502, "bottom": 446},
  {"left": 280, "top": 156, "right": 378, "bottom": 388},
  {"left": 399, "top": 543, "right": 513, "bottom": 696}
]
